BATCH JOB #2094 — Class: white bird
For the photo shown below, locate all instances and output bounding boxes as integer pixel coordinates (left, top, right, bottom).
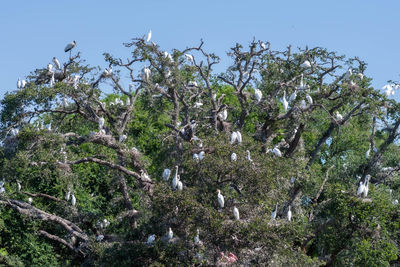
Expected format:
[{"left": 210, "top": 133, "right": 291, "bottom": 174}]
[
  {"left": 287, "top": 205, "right": 292, "bottom": 221},
  {"left": 231, "top": 152, "right": 237, "bottom": 162},
  {"left": 98, "top": 117, "right": 105, "bottom": 130},
  {"left": 271, "top": 204, "right": 278, "bottom": 220},
  {"left": 28, "top": 197, "right": 33, "bottom": 204},
  {"left": 167, "top": 227, "right": 173, "bottom": 240},
  {"left": 363, "top": 175, "right": 370, "bottom": 198},
  {"left": 282, "top": 91, "right": 289, "bottom": 111},
  {"left": 103, "top": 66, "right": 113, "bottom": 77},
  {"left": 298, "top": 74, "right": 306, "bottom": 90},
  {"left": 217, "top": 189, "right": 224, "bottom": 208},
  {"left": 162, "top": 168, "right": 171, "bottom": 181},
  {"left": 289, "top": 90, "right": 297, "bottom": 102},
  {"left": 198, "top": 151, "right": 205, "bottom": 161},
  {"left": 233, "top": 206, "right": 240, "bottom": 220},
  {"left": 383, "top": 84, "right": 394, "bottom": 96},
  {"left": 53, "top": 57, "right": 61, "bottom": 69},
  {"left": 301, "top": 60, "right": 312, "bottom": 68},
  {"left": 164, "top": 51, "right": 173, "bottom": 62},
  {"left": 143, "top": 67, "right": 151, "bottom": 81},
  {"left": 254, "top": 89, "right": 263, "bottom": 103},
  {"left": 96, "top": 235, "right": 104, "bottom": 242},
  {"left": 336, "top": 111, "right": 343, "bottom": 121},
  {"left": 177, "top": 180, "right": 183, "bottom": 191},
  {"left": 188, "top": 81, "right": 198, "bottom": 87},
  {"left": 17, "top": 182, "right": 21, "bottom": 191},
  {"left": 357, "top": 181, "right": 365, "bottom": 196},
  {"left": 65, "top": 190, "right": 71, "bottom": 201},
  {"left": 272, "top": 147, "right": 282, "bottom": 157},
  {"left": 17, "top": 78, "right": 22, "bottom": 89},
  {"left": 21, "top": 79, "right": 27, "bottom": 88},
  {"left": 119, "top": 134, "right": 127, "bottom": 143},
  {"left": 71, "top": 194, "right": 76, "bottom": 206},
  {"left": 64, "top": 41, "right": 76, "bottom": 53},
  {"left": 230, "top": 132, "right": 238, "bottom": 144},
  {"left": 300, "top": 99, "right": 307, "bottom": 108},
  {"left": 194, "top": 101, "right": 203, "bottom": 108},
  {"left": 46, "top": 123, "right": 52, "bottom": 131},
  {"left": 172, "top": 166, "right": 179, "bottom": 190},
  {"left": 146, "top": 30, "right": 152, "bottom": 42},
  {"left": 146, "top": 234, "right": 156, "bottom": 245},
  {"left": 306, "top": 94, "right": 313, "bottom": 105},
  {"left": 50, "top": 73, "right": 55, "bottom": 87},
  {"left": 185, "top": 54, "right": 194, "bottom": 63},
  {"left": 260, "top": 42, "right": 266, "bottom": 50},
  {"left": 219, "top": 109, "right": 228, "bottom": 121},
  {"left": 236, "top": 131, "right": 242, "bottom": 144},
  {"left": 246, "top": 150, "right": 252, "bottom": 163},
  {"left": 194, "top": 229, "right": 200, "bottom": 244},
  {"left": 393, "top": 199, "right": 399, "bottom": 205},
  {"left": 193, "top": 153, "right": 200, "bottom": 161},
  {"left": 10, "top": 128, "right": 19, "bottom": 137},
  {"left": 365, "top": 148, "right": 371, "bottom": 158},
  {"left": 47, "top": 63, "right": 53, "bottom": 73},
  {"left": 344, "top": 68, "right": 353, "bottom": 80}
]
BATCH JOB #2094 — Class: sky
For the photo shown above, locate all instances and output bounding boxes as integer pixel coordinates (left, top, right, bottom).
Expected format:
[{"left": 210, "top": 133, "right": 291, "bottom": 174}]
[{"left": 1, "top": 0, "right": 399, "bottom": 99}]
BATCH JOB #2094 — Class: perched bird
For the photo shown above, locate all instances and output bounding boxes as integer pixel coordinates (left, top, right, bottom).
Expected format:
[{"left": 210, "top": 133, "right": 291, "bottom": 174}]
[
  {"left": 71, "top": 194, "right": 76, "bottom": 206},
  {"left": 298, "top": 74, "right": 307, "bottom": 90},
  {"left": 301, "top": 60, "right": 312, "bottom": 68},
  {"left": 282, "top": 91, "right": 289, "bottom": 111},
  {"left": 306, "top": 94, "right": 313, "bottom": 104},
  {"left": 50, "top": 73, "right": 55, "bottom": 87},
  {"left": 287, "top": 205, "right": 292, "bottom": 221},
  {"left": 219, "top": 109, "right": 228, "bottom": 121},
  {"left": 233, "top": 206, "right": 240, "bottom": 220},
  {"left": 272, "top": 147, "right": 282, "bottom": 157},
  {"left": 172, "top": 166, "right": 179, "bottom": 190},
  {"left": 198, "top": 151, "right": 205, "bottom": 161},
  {"left": 230, "top": 132, "right": 238, "bottom": 144},
  {"left": 167, "top": 227, "right": 173, "bottom": 240},
  {"left": 17, "top": 78, "right": 22, "bottom": 89},
  {"left": 231, "top": 152, "right": 237, "bottom": 162},
  {"left": 28, "top": 197, "right": 33, "bottom": 204},
  {"left": 271, "top": 204, "right": 278, "bottom": 220},
  {"left": 344, "top": 68, "right": 353, "bottom": 80},
  {"left": 53, "top": 57, "right": 61, "bottom": 69},
  {"left": 217, "top": 189, "right": 225, "bottom": 208},
  {"left": 177, "top": 180, "right": 183, "bottom": 191},
  {"left": 357, "top": 181, "right": 365, "bottom": 196},
  {"left": 363, "top": 175, "right": 370, "bottom": 198},
  {"left": 143, "top": 67, "right": 151, "bottom": 81},
  {"left": 194, "top": 229, "right": 200, "bottom": 244},
  {"left": 65, "top": 190, "right": 71, "bottom": 201},
  {"left": 98, "top": 117, "right": 105, "bottom": 130},
  {"left": 21, "top": 79, "right": 27, "bottom": 88},
  {"left": 289, "top": 90, "right": 297, "bottom": 102},
  {"left": 64, "top": 41, "right": 76, "bottom": 53},
  {"left": 185, "top": 54, "right": 194, "bottom": 63},
  {"left": 162, "top": 168, "right": 171, "bottom": 181},
  {"left": 300, "top": 99, "right": 307, "bottom": 108},
  {"left": 10, "top": 128, "right": 19, "bottom": 137},
  {"left": 254, "top": 89, "right": 263, "bottom": 103},
  {"left": 260, "top": 41, "right": 266, "bottom": 50},
  {"left": 96, "top": 235, "right": 104, "bottom": 242},
  {"left": 103, "top": 66, "right": 113, "bottom": 77},
  {"left": 119, "top": 134, "right": 127, "bottom": 143},
  {"left": 383, "top": 84, "right": 394, "bottom": 96},
  {"left": 146, "top": 30, "right": 152, "bottom": 42},
  {"left": 164, "top": 51, "right": 173, "bottom": 62},
  {"left": 246, "top": 150, "right": 253, "bottom": 163},
  {"left": 336, "top": 111, "right": 343, "bottom": 121},
  {"left": 193, "top": 153, "right": 200, "bottom": 161},
  {"left": 188, "top": 81, "right": 198, "bottom": 87},
  {"left": 17, "top": 182, "right": 21, "bottom": 191},
  {"left": 47, "top": 63, "right": 53, "bottom": 73},
  {"left": 146, "top": 234, "right": 156, "bottom": 245},
  {"left": 236, "top": 131, "right": 242, "bottom": 144}
]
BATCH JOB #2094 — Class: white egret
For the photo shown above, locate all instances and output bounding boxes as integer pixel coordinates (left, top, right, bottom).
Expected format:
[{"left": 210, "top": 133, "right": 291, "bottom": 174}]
[
  {"left": 194, "top": 101, "right": 203, "bottom": 108},
  {"left": 255, "top": 89, "right": 263, "bottom": 103},
  {"left": 53, "top": 57, "right": 61, "bottom": 69},
  {"left": 119, "top": 134, "right": 127, "bottom": 143},
  {"left": 50, "top": 73, "right": 55, "bottom": 87},
  {"left": 260, "top": 41, "right": 266, "bottom": 50},
  {"left": 246, "top": 150, "right": 252, "bottom": 163},
  {"left": 162, "top": 168, "right": 171, "bottom": 181},
  {"left": 164, "top": 51, "right": 173, "bottom": 62},
  {"left": 143, "top": 67, "right": 151, "bottom": 81},
  {"left": 344, "top": 68, "right": 353, "bottom": 81},
  {"left": 287, "top": 205, "right": 292, "bottom": 221},
  {"left": 306, "top": 94, "right": 313, "bottom": 105},
  {"left": 193, "top": 153, "right": 200, "bottom": 161},
  {"left": 230, "top": 132, "right": 238, "bottom": 144},
  {"left": 236, "top": 131, "right": 242, "bottom": 144},
  {"left": 233, "top": 206, "right": 240, "bottom": 220},
  {"left": 17, "top": 182, "right": 21, "bottom": 191},
  {"left": 335, "top": 111, "right": 343, "bottom": 121},
  {"left": 177, "top": 180, "right": 183, "bottom": 191},
  {"left": 65, "top": 190, "right": 71, "bottom": 201},
  {"left": 300, "top": 99, "right": 307, "bottom": 108},
  {"left": 98, "top": 117, "right": 105, "bottom": 130},
  {"left": 47, "top": 63, "right": 53, "bottom": 73},
  {"left": 64, "top": 41, "right": 76, "bottom": 52},
  {"left": 188, "top": 81, "right": 198, "bottom": 87},
  {"left": 146, "top": 30, "right": 152, "bottom": 42},
  {"left": 146, "top": 234, "right": 156, "bottom": 245},
  {"left": 271, "top": 204, "right": 278, "bottom": 220},
  {"left": 17, "top": 78, "right": 22, "bottom": 89},
  {"left": 220, "top": 109, "right": 228, "bottom": 121},
  {"left": 194, "top": 229, "right": 200, "bottom": 244},
  {"left": 363, "top": 175, "right": 370, "bottom": 198},
  {"left": 21, "top": 79, "right": 27, "bottom": 88},
  {"left": 172, "top": 166, "right": 179, "bottom": 190},
  {"left": 185, "top": 54, "right": 194, "bottom": 63},
  {"left": 198, "top": 151, "right": 205, "bottom": 161},
  {"left": 298, "top": 74, "right": 306, "bottom": 90},
  {"left": 272, "top": 147, "right": 282, "bottom": 157},
  {"left": 383, "top": 84, "right": 394, "bottom": 96},
  {"left": 71, "top": 194, "right": 76, "bottom": 206},
  {"left": 393, "top": 199, "right": 399, "bottom": 205},
  {"left": 282, "top": 91, "right": 289, "bottom": 111},
  {"left": 356, "top": 181, "right": 365, "bottom": 196},
  {"left": 103, "top": 66, "right": 113, "bottom": 77},
  {"left": 167, "top": 227, "right": 173, "bottom": 240},
  {"left": 217, "top": 189, "right": 225, "bottom": 208},
  {"left": 289, "top": 90, "right": 297, "bottom": 102},
  {"left": 28, "top": 197, "right": 33, "bottom": 204},
  {"left": 96, "top": 235, "right": 104, "bottom": 242},
  {"left": 231, "top": 152, "right": 237, "bottom": 162},
  {"left": 301, "top": 60, "right": 312, "bottom": 68}
]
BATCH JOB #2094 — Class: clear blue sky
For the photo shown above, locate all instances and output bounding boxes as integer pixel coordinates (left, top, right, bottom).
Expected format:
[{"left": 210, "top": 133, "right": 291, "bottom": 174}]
[{"left": 1, "top": 0, "right": 399, "bottom": 98}]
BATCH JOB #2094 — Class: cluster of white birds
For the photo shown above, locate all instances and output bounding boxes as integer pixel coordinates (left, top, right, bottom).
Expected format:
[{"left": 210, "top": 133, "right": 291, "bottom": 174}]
[
  {"left": 16, "top": 78, "right": 27, "bottom": 89},
  {"left": 230, "top": 131, "right": 242, "bottom": 145},
  {"left": 270, "top": 204, "right": 292, "bottom": 221},
  {"left": 356, "top": 175, "right": 370, "bottom": 198},
  {"left": 65, "top": 189, "right": 76, "bottom": 206},
  {"left": 164, "top": 166, "right": 182, "bottom": 191},
  {"left": 219, "top": 109, "right": 228, "bottom": 121},
  {"left": 382, "top": 84, "right": 400, "bottom": 97},
  {"left": 103, "top": 66, "right": 113, "bottom": 77},
  {"left": 193, "top": 151, "right": 205, "bottom": 161}
]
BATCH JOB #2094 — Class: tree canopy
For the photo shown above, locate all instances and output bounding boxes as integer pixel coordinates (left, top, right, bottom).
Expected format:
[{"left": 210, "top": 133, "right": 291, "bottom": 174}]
[{"left": 0, "top": 34, "right": 400, "bottom": 266}]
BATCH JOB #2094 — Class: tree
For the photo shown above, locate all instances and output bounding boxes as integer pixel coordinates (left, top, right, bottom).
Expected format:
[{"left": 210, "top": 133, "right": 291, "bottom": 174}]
[{"left": 0, "top": 35, "right": 399, "bottom": 266}]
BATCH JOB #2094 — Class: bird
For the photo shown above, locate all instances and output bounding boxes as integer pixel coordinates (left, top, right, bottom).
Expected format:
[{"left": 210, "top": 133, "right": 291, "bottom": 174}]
[
  {"left": 17, "top": 78, "right": 22, "bottom": 89},
  {"left": 233, "top": 206, "right": 240, "bottom": 220},
  {"left": 103, "top": 66, "right": 113, "bottom": 77},
  {"left": 185, "top": 54, "right": 194, "bottom": 64},
  {"left": 344, "top": 68, "right": 353, "bottom": 80},
  {"left": 363, "top": 175, "right": 370, "bottom": 198},
  {"left": 50, "top": 73, "right": 55, "bottom": 87},
  {"left": 236, "top": 131, "right": 242, "bottom": 144},
  {"left": 53, "top": 57, "right": 61, "bottom": 69},
  {"left": 143, "top": 67, "right": 151, "bottom": 81},
  {"left": 47, "top": 63, "right": 54, "bottom": 74},
  {"left": 260, "top": 41, "right": 266, "bottom": 50},
  {"left": 146, "top": 234, "right": 156, "bottom": 245},
  {"left": 162, "top": 168, "right": 171, "bottom": 181},
  {"left": 217, "top": 189, "right": 225, "bottom": 208},
  {"left": 219, "top": 109, "right": 228, "bottom": 121},
  {"left": 301, "top": 60, "right": 312, "bottom": 68},
  {"left": 298, "top": 74, "right": 307, "bottom": 90},
  {"left": 177, "top": 180, "right": 183, "bottom": 191},
  {"left": 255, "top": 89, "right": 263, "bottom": 103},
  {"left": 230, "top": 132, "right": 238, "bottom": 144},
  {"left": 10, "top": 128, "right": 19, "bottom": 137},
  {"left": 98, "top": 117, "right": 105, "bottom": 130},
  {"left": 198, "top": 151, "right": 205, "bottom": 161},
  {"left": 300, "top": 99, "right": 307, "bottom": 108},
  {"left": 306, "top": 94, "right": 313, "bottom": 104},
  {"left": 172, "top": 166, "right": 179, "bottom": 190},
  {"left": 282, "top": 91, "right": 289, "bottom": 111},
  {"left": 28, "top": 197, "right": 33, "bottom": 204},
  {"left": 246, "top": 150, "right": 253, "bottom": 163},
  {"left": 188, "top": 81, "right": 198, "bottom": 87},
  {"left": 17, "top": 182, "right": 21, "bottom": 191},
  {"left": 167, "top": 227, "right": 173, "bottom": 240},
  {"left": 287, "top": 205, "right": 292, "bottom": 221},
  {"left": 64, "top": 41, "right": 76, "bottom": 53},
  {"left": 393, "top": 199, "right": 399, "bottom": 205},
  {"left": 271, "top": 204, "right": 278, "bottom": 220},
  {"left": 357, "top": 181, "right": 365, "bottom": 196},
  {"left": 272, "top": 147, "right": 282, "bottom": 157},
  {"left": 231, "top": 152, "right": 237, "bottom": 162},
  {"left": 65, "top": 190, "right": 71, "bottom": 201},
  {"left": 146, "top": 30, "right": 152, "bottom": 42},
  {"left": 289, "top": 90, "right": 297, "bottom": 102},
  {"left": 194, "top": 229, "right": 200, "bottom": 244},
  {"left": 71, "top": 194, "right": 76, "bottom": 206},
  {"left": 96, "top": 235, "right": 104, "bottom": 242},
  {"left": 383, "top": 84, "right": 394, "bottom": 96},
  {"left": 21, "top": 79, "right": 27, "bottom": 88},
  {"left": 119, "top": 134, "right": 127, "bottom": 143},
  {"left": 193, "top": 153, "right": 200, "bottom": 161},
  {"left": 164, "top": 51, "right": 173, "bottom": 62},
  {"left": 336, "top": 111, "right": 343, "bottom": 121}
]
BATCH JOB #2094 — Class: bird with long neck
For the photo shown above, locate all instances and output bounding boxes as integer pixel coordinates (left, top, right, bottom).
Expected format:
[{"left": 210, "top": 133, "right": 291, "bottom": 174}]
[
  {"left": 172, "top": 166, "right": 179, "bottom": 190},
  {"left": 217, "top": 189, "right": 224, "bottom": 208},
  {"left": 271, "top": 204, "right": 278, "bottom": 220}
]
